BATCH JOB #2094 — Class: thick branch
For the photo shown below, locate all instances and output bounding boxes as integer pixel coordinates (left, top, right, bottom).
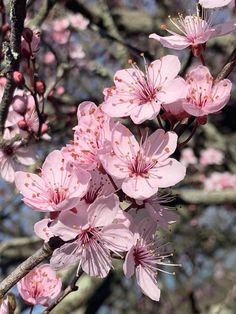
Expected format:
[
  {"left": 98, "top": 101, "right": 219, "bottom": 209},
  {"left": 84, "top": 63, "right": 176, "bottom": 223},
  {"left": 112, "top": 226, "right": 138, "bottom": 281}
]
[
  {"left": 175, "top": 189, "right": 236, "bottom": 205},
  {"left": 0, "top": 237, "right": 64, "bottom": 298},
  {"left": 0, "top": 0, "right": 26, "bottom": 134}
]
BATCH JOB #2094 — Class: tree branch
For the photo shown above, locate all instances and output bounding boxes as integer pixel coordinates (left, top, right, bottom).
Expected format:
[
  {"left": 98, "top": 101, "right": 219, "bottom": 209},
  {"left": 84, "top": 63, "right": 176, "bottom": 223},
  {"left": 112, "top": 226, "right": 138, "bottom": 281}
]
[
  {"left": 0, "top": 0, "right": 26, "bottom": 134},
  {"left": 0, "top": 237, "right": 64, "bottom": 298}
]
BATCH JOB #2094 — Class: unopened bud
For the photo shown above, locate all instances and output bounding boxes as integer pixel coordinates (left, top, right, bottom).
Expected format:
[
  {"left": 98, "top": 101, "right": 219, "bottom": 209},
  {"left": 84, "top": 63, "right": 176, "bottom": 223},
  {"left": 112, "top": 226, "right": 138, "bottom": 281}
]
[
  {"left": 12, "top": 95, "right": 27, "bottom": 115},
  {"left": 35, "top": 80, "right": 46, "bottom": 95},
  {"left": 41, "top": 123, "right": 48, "bottom": 134},
  {"left": 22, "top": 28, "right": 33, "bottom": 43},
  {"left": 12, "top": 71, "right": 24, "bottom": 86},
  {"left": 17, "top": 119, "right": 28, "bottom": 130}
]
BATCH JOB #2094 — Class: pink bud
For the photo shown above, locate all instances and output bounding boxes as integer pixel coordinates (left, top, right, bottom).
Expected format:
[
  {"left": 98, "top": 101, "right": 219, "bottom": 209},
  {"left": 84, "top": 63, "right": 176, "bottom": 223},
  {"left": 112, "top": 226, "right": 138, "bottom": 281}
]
[
  {"left": 12, "top": 71, "right": 24, "bottom": 86},
  {"left": 41, "top": 123, "right": 48, "bottom": 134},
  {"left": 12, "top": 95, "right": 27, "bottom": 115},
  {"left": 17, "top": 119, "right": 28, "bottom": 130},
  {"left": 35, "top": 80, "right": 46, "bottom": 95},
  {"left": 197, "top": 116, "right": 208, "bottom": 125}
]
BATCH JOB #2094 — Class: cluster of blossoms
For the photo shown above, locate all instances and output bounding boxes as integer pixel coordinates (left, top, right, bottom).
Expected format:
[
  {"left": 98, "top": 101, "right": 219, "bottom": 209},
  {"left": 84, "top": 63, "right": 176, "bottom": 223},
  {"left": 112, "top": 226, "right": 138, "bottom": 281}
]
[{"left": 0, "top": 0, "right": 235, "bottom": 311}]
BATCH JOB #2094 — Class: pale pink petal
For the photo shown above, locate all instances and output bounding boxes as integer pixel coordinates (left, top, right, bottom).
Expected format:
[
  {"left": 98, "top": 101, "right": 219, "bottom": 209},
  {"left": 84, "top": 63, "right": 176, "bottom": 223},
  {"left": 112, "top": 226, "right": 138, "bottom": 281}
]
[
  {"left": 0, "top": 157, "right": 16, "bottom": 182},
  {"left": 123, "top": 247, "right": 135, "bottom": 278},
  {"left": 88, "top": 194, "right": 119, "bottom": 227},
  {"left": 130, "top": 100, "right": 161, "bottom": 124},
  {"left": 149, "top": 55, "right": 182, "bottom": 85},
  {"left": 99, "top": 153, "right": 128, "bottom": 180},
  {"left": 149, "top": 33, "right": 190, "bottom": 49},
  {"left": 122, "top": 176, "right": 158, "bottom": 200},
  {"left": 150, "top": 158, "right": 186, "bottom": 188},
  {"left": 136, "top": 265, "right": 161, "bottom": 301},
  {"left": 34, "top": 218, "right": 53, "bottom": 242},
  {"left": 102, "top": 224, "right": 133, "bottom": 251},
  {"left": 81, "top": 242, "right": 112, "bottom": 278},
  {"left": 15, "top": 172, "right": 51, "bottom": 211},
  {"left": 112, "top": 123, "right": 139, "bottom": 158},
  {"left": 101, "top": 95, "right": 139, "bottom": 118},
  {"left": 113, "top": 68, "right": 145, "bottom": 89},
  {"left": 145, "top": 130, "right": 178, "bottom": 159},
  {"left": 16, "top": 147, "right": 37, "bottom": 165},
  {"left": 199, "top": 0, "right": 232, "bottom": 8},
  {"left": 159, "top": 77, "right": 187, "bottom": 104},
  {"left": 77, "top": 101, "right": 97, "bottom": 119},
  {"left": 50, "top": 243, "right": 82, "bottom": 270}
]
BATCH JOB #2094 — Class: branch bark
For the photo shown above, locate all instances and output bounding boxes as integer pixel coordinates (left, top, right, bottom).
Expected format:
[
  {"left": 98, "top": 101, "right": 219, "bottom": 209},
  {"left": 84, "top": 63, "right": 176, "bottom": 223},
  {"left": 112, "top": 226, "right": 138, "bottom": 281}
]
[
  {"left": 215, "top": 46, "right": 236, "bottom": 82},
  {"left": 0, "top": 0, "right": 26, "bottom": 134}
]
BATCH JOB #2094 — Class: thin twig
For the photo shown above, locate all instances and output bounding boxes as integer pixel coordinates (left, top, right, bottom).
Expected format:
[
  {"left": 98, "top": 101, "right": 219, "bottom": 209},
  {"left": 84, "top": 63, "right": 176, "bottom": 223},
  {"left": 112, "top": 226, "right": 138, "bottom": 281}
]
[
  {"left": 43, "top": 269, "right": 83, "bottom": 314},
  {"left": 215, "top": 47, "right": 236, "bottom": 83}
]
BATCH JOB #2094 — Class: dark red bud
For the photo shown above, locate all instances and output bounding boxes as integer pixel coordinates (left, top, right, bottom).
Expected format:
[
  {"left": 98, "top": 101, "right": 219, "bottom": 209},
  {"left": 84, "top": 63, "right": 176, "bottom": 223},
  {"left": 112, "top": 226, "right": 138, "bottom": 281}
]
[
  {"left": 41, "top": 123, "right": 48, "bottom": 134},
  {"left": 17, "top": 119, "right": 28, "bottom": 130},
  {"left": 22, "top": 28, "right": 33, "bottom": 43},
  {"left": 35, "top": 80, "right": 46, "bottom": 95}
]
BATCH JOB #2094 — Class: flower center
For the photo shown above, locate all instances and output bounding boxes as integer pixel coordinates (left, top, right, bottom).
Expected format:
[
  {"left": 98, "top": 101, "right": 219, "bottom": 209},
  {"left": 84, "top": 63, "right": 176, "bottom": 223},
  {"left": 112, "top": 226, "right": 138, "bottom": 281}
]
[{"left": 49, "top": 188, "right": 68, "bottom": 204}]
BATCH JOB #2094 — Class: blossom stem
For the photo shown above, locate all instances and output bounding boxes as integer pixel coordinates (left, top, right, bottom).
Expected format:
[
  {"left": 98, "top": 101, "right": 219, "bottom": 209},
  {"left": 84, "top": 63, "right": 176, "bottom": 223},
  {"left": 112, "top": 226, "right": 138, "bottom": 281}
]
[
  {"left": 157, "top": 115, "right": 164, "bottom": 129},
  {"left": 200, "top": 53, "right": 206, "bottom": 66},
  {"left": 29, "top": 305, "right": 34, "bottom": 314},
  {"left": 43, "top": 269, "right": 83, "bottom": 314},
  {"left": 177, "top": 122, "right": 198, "bottom": 148}
]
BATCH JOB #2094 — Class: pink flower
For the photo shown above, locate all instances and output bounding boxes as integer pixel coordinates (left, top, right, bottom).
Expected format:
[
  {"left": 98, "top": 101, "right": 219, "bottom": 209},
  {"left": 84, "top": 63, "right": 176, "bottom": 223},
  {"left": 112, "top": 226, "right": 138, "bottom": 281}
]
[
  {"left": 68, "top": 13, "right": 89, "bottom": 30},
  {"left": 17, "top": 264, "right": 62, "bottom": 306},
  {"left": 100, "top": 123, "right": 186, "bottom": 200},
  {"left": 49, "top": 194, "right": 133, "bottom": 277},
  {"left": 43, "top": 51, "right": 56, "bottom": 64},
  {"left": 15, "top": 150, "right": 91, "bottom": 212},
  {"left": 102, "top": 55, "right": 187, "bottom": 124},
  {"left": 0, "top": 129, "right": 36, "bottom": 183},
  {"left": 199, "top": 0, "right": 233, "bottom": 8},
  {"left": 0, "top": 297, "right": 9, "bottom": 314},
  {"left": 62, "top": 102, "right": 114, "bottom": 170},
  {"left": 199, "top": 148, "right": 224, "bottom": 166},
  {"left": 203, "top": 172, "right": 236, "bottom": 191},
  {"left": 49, "top": 19, "right": 70, "bottom": 45},
  {"left": 182, "top": 66, "right": 232, "bottom": 117},
  {"left": 123, "top": 217, "right": 178, "bottom": 301},
  {"left": 149, "top": 12, "right": 236, "bottom": 53},
  {"left": 140, "top": 195, "right": 179, "bottom": 230},
  {"left": 180, "top": 148, "right": 198, "bottom": 167}
]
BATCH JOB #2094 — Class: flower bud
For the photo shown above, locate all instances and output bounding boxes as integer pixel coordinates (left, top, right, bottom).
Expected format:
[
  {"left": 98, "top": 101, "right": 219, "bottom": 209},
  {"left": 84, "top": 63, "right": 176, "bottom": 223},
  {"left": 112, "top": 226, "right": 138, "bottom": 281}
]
[
  {"left": 17, "top": 119, "right": 28, "bottom": 130},
  {"left": 22, "top": 28, "right": 33, "bottom": 43},
  {"left": 12, "top": 95, "right": 27, "bottom": 115},
  {"left": 12, "top": 71, "right": 24, "bottom": 86},
  {"left": 35, "top": 80, "right": 46, "bottom": 95},
  {"left": 41, "top": 123, "right": 48, "bottom": 134}
]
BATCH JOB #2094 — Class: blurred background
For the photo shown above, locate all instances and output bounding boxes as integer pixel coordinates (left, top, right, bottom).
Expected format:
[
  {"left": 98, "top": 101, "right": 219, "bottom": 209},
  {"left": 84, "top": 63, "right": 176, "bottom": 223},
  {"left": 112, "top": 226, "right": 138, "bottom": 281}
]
[{"left": 0, "top": 0, "right": 235, "bottom": 313}]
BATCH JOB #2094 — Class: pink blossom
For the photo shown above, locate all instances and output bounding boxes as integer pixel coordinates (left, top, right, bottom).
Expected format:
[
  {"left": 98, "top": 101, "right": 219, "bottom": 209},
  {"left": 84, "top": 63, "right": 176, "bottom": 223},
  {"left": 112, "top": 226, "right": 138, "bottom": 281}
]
[
  {"left": 181, "top": 66, "right": 232, "bottom": 117},
  {"left": 50, "top": 19, "right": 70, "bottom": 45},
  {"left": 15, "top": 150, "right": 91, "bottom": 212},
  {"left": 180, "top": 148, "right": 198, "bottom": 167},
  {"left": 199, "top": 0, "right": 233, "bottom": 8},
  {"left": 100, "top": 123, "right": 186, "bottom": 200},
  {"left": 49, "top": 194, "right": 133, "bottom": 277},
  {"left": 101, "top": 55, "right": 187, "bottom": 124},
  {"left": 123, "top": 217, "right": 178, "bottom": 301},
  {"left": 68, "top": 13, "right": 89, "bottom": 30},
  {"left": 0, "top": 129, "right": 36, "bottom": 183},
  {"left": 203, "top": 172, "right": 236, "bottom": 191},
  {"left": 149, "top": 12, "right": 236, "bottom": 52},
  {"left": 17, "top": 264, "right": 62, "bottom": 306},
  {"left": 0, "top": 297, "right": 9, "bottom": 314},
  {"left": 199, "top": 148, "right": 224, "bottom": 166},
  {"left": 43, "top": 51, "right": 56, "bottom": 64},
  {"left": 62, "top": 102, "right": 114, "bottom": 170}
]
